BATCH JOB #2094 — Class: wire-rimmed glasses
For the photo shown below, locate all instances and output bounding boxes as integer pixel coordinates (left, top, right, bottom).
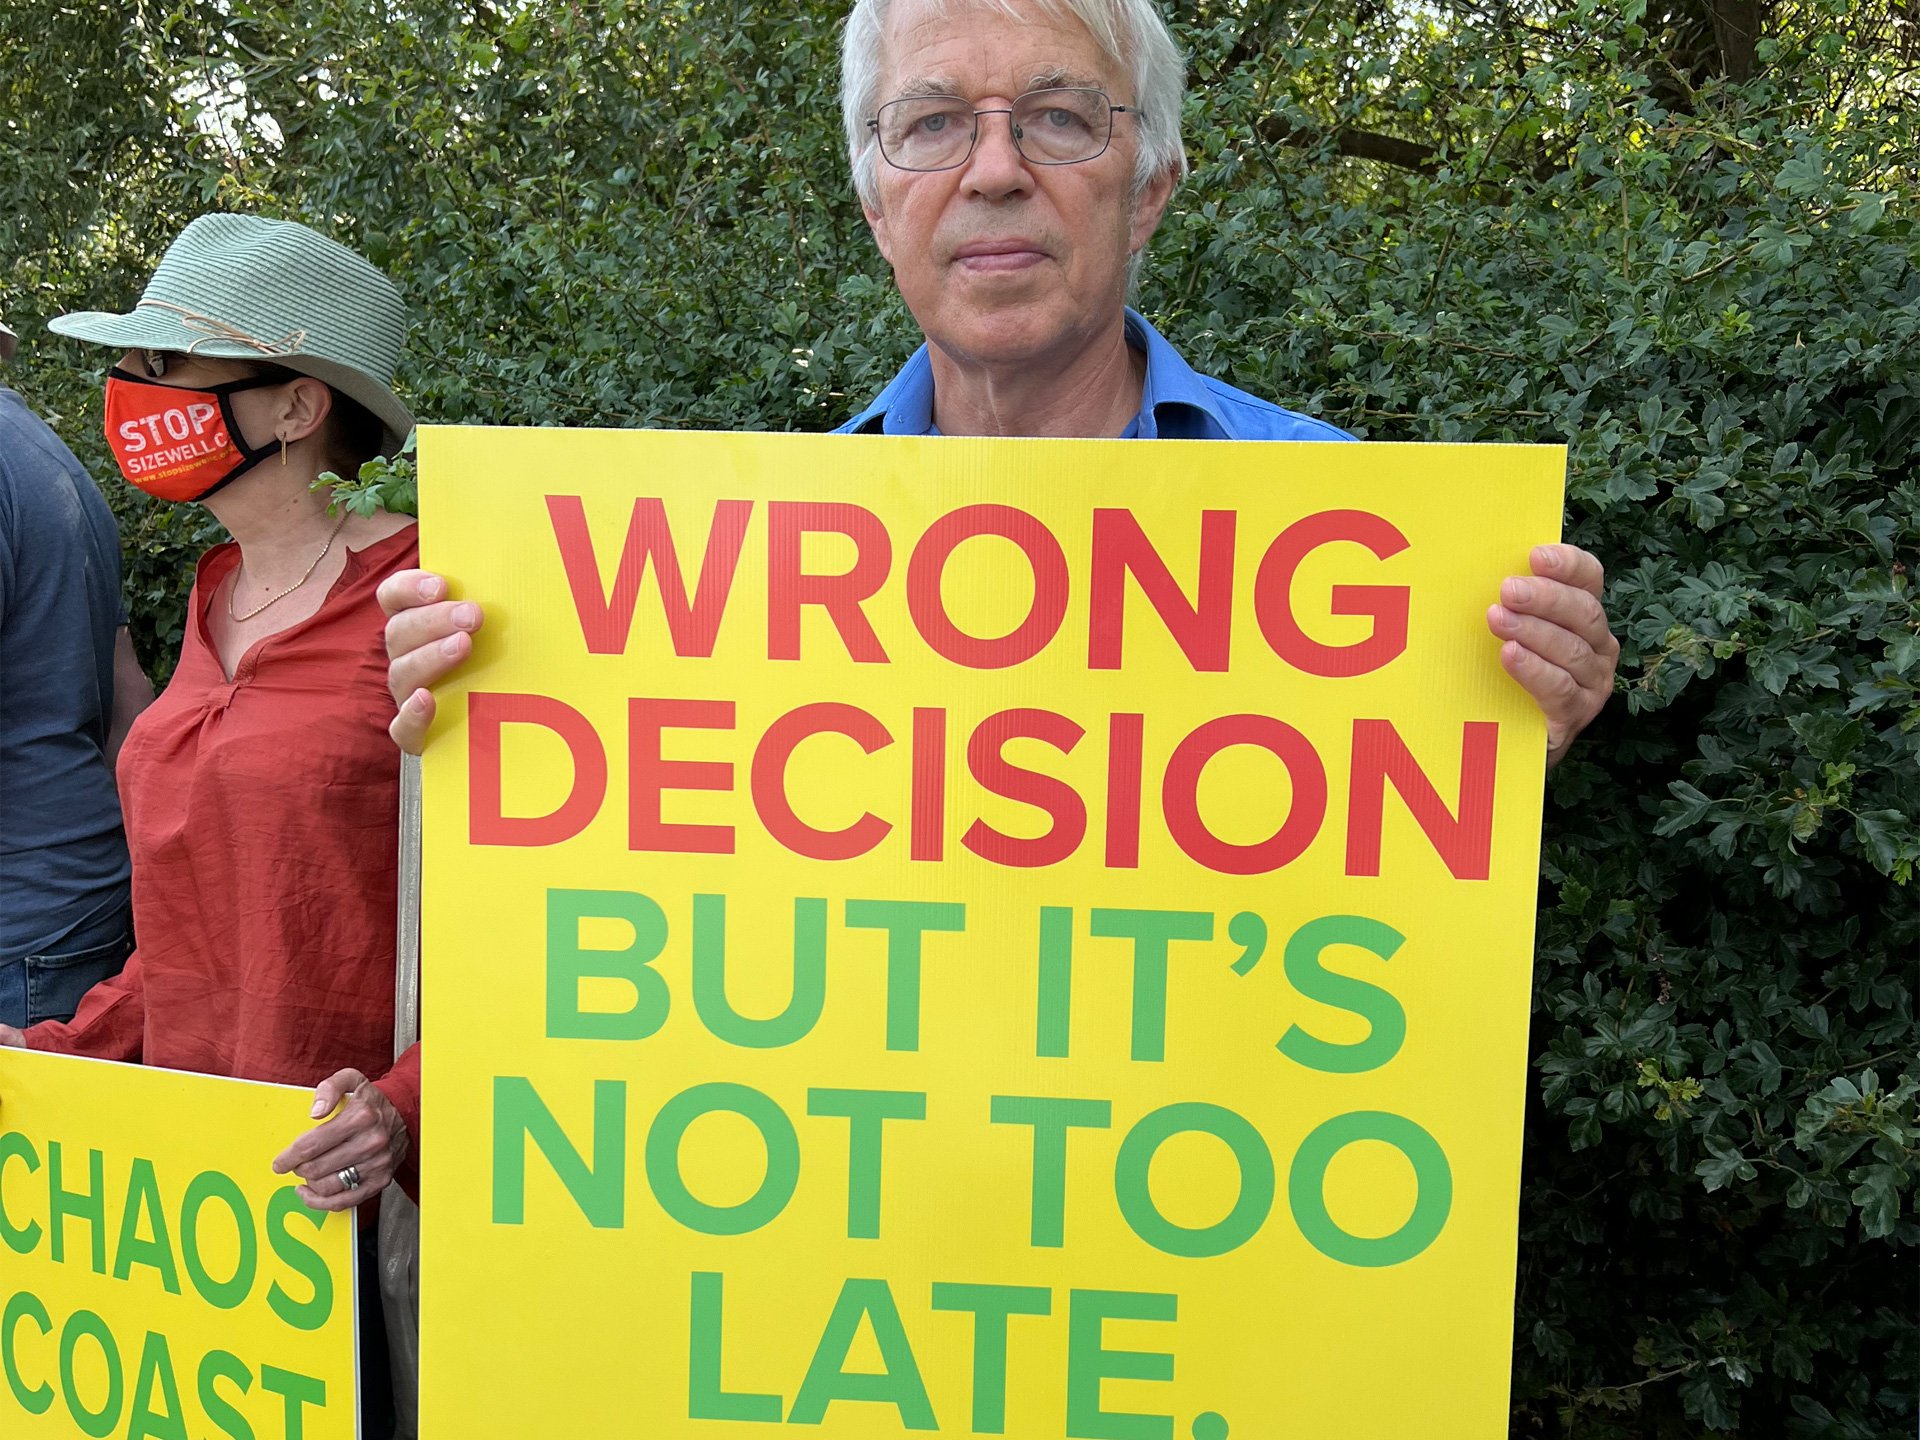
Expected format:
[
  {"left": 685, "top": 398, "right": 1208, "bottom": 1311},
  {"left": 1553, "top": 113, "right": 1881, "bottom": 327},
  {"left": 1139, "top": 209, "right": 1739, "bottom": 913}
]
[{"left": 868, "top": 86, "right": 1134, "bottom": 171}]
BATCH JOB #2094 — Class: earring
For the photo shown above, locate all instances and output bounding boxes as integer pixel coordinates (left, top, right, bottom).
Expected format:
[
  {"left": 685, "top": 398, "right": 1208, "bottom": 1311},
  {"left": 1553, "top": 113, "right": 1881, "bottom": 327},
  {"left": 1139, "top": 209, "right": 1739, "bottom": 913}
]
[{"left": 280, "top": 435, "right": 289, "bottom": 467}]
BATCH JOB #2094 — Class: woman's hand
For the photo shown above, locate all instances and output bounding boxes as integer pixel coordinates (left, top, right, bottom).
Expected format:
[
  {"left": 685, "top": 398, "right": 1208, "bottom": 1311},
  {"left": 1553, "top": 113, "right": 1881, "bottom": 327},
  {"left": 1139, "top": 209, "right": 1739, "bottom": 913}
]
[
  {"left": 379, "top": 568, "right": 484, "bottom": 754},
  {"left": 0, "top": 1025, "right": 26, "bottom": 1048},
  {"left": 272, "top": 1069, "right": 411, "bottom": 1211}
]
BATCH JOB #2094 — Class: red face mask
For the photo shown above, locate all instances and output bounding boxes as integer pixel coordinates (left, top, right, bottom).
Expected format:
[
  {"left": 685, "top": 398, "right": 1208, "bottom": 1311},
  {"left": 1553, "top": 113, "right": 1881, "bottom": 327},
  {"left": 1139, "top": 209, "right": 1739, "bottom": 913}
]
[{"left": 104, "top": 369, "right": 283, "bottom": 503}]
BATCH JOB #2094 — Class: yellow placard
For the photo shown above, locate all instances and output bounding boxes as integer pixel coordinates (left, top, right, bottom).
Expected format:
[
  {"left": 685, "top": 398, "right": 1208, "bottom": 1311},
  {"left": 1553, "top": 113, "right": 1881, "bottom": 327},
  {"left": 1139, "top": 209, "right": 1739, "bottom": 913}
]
[
  {"left": 0, "top": 1049, "right": 359, "bottom": 1439},
  {"left": 418, "top": 428, "right": 1564, "bottom": 1438}
]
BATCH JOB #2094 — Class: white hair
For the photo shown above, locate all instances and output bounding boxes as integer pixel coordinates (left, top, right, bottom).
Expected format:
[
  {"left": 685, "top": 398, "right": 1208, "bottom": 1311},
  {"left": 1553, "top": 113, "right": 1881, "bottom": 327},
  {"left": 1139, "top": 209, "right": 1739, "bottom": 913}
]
[{"left": 840, "top": 0, "right": 1189, "bottom": 212}]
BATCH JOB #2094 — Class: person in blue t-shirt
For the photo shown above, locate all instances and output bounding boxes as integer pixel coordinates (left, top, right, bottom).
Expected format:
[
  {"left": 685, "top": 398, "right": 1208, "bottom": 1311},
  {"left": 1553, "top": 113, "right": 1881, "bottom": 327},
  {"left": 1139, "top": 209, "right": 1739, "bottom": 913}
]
[
  {"left": 374, "top": 0, "right": 1618, "bottom": 762},
  {"left": 0, "top": 317, "right": 153, "bottom": 1025}
]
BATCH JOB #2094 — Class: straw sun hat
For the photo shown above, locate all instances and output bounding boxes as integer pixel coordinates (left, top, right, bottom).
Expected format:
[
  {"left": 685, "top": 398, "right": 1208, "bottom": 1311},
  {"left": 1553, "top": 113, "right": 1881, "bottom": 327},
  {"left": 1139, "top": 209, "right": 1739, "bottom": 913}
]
[{"left": 50, "top": 213, "right": 414, "bottom": 454}]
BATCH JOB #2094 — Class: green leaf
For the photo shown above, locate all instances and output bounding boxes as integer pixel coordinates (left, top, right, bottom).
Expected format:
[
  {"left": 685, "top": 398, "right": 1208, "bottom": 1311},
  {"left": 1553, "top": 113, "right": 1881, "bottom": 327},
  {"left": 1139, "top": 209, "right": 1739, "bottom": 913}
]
[
  {"left": 1775, "top": 147, "right": 1828, "bottom": 197},
  {"left": 1697, "top": 1137, "right": 1759, "bottom": 1192},
  {"left": 1850, "top": 1164, "right": 1902, "bottom": 1239},
  {"left": 1852, "top": 810, "right": 1910, "bottom": 874},
  {"left": 1848, "top": 191, "right": 1887, "bottom": 232},
  {"left": 1655, "top": 779, "right": 1718, "bottom": 834}
]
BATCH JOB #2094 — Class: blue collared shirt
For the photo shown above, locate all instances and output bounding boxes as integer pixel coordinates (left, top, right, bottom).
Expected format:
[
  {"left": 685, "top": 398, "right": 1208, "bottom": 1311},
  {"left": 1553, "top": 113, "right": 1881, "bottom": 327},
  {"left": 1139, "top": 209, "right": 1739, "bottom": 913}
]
[{"left": 836, "top": 309, "right": 1355, "bottom": 441}]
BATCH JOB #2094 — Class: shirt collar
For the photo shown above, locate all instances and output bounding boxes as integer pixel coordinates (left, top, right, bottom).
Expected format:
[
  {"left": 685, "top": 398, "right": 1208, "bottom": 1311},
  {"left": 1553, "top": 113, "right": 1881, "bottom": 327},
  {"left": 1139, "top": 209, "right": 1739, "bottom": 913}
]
[
  {"left": 842, "top": 308, "right": 1232, "bottom": 439},
  {"left": 1126, "top": 308, "right": 1232, "bottom": 439},
  {"left": 842, "top": 346, "right": 937, "bottom": 435}
]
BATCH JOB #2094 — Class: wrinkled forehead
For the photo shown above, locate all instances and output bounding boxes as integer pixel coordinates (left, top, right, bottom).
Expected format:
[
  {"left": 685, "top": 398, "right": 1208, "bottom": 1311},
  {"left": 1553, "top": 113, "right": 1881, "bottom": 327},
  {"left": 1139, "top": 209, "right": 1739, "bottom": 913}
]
[{"left": 876, "top": 0, "right": 1125, "bottom": 98}]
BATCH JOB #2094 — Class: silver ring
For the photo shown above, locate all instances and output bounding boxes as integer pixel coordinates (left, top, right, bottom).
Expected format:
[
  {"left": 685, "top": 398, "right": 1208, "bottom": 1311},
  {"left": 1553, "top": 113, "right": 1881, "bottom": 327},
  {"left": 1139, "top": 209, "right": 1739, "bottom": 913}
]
[{"left": 338, "top": 1165, "right": 362, "bottom": 1191}]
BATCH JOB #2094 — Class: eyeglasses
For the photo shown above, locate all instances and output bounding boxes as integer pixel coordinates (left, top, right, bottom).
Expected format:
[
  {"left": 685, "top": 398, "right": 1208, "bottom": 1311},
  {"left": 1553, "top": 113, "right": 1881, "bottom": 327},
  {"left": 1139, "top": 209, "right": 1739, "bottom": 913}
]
[
  {"left": 868, "top": 87, "right": 1134, "bottom": 172},
  {"left": 131, "top": 347, "right": 183, "bottom": 379}
]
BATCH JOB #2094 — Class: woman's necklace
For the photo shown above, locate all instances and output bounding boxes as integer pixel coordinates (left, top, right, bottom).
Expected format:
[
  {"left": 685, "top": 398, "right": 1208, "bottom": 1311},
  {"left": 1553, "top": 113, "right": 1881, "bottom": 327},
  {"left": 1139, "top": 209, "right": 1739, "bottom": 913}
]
[{"left": 227, "top": 510, "right": 352, "bottom": 623}]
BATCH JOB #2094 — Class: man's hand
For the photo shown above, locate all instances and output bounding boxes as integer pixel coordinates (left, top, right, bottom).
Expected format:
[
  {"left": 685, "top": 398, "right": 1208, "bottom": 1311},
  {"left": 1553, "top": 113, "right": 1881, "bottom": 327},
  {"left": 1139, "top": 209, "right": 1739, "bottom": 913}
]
[
  {"left": 272, "top": 1069, "right": 410, "bottom": 1212},
  {"left": 0, "top": 1026, "right": 24, "bottom": 1049},
  {"left": 379, "top": 569, "right": 484, "bottom": 754},
  {"left": 1487, "top": 543, "right": 1619, "bottom": 768}
]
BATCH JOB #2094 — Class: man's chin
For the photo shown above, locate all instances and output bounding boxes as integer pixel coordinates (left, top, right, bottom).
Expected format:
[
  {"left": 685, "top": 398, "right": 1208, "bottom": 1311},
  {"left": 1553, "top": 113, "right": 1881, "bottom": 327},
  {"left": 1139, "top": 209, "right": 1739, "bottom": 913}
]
[{"left": 926, "top": 302, "right": 1079, "bottom": 370}]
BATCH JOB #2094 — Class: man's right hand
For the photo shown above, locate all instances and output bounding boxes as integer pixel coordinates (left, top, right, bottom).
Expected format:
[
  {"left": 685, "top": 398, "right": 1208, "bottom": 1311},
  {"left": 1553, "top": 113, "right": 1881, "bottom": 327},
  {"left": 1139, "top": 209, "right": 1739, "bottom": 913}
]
[
  {"left": 0, "top": 1025, "right": 27, "bottom": 1049},
  {"left": 379, "top": 569, "right": 485, "bottom": 754}
]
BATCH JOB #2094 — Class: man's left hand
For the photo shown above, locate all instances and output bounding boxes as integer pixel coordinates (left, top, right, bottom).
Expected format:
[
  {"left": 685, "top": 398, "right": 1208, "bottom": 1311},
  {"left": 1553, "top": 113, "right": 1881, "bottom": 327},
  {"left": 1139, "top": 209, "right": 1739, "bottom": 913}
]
[
  {"left": 1487, "top": 543, "right": 1619, "bottom": 769},
  {"left": 272, "top": 1069, "right": 409, "bottom": 1212}
]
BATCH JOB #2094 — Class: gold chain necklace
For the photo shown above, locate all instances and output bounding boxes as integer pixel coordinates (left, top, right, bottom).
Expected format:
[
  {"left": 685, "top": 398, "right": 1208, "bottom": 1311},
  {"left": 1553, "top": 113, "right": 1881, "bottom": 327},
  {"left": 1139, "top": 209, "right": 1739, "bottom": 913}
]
[{"left": 227, "top": 511, "right": 352, "bottom": 624}]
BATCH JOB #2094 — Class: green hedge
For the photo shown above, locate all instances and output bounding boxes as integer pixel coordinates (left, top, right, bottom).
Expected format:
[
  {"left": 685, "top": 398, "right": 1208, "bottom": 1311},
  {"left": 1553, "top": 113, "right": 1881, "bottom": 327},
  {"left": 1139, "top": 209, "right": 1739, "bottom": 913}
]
[{"left": 3, "top": 1, "right": 1913, "bottom": 1432}]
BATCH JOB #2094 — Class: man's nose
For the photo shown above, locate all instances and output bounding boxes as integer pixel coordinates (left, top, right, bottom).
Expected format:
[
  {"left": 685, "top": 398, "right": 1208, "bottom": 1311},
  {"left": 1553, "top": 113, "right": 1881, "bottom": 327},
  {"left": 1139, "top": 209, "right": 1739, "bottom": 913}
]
[{"left": 961, "top": 108, "right": 1034, "bottom": 197}]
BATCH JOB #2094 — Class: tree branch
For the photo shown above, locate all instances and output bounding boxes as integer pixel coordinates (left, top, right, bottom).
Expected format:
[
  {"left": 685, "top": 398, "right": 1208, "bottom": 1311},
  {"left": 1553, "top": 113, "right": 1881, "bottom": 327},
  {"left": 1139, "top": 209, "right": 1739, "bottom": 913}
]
[{"left": 1255, "top": 115, "right": 1441, "bottom": 175}]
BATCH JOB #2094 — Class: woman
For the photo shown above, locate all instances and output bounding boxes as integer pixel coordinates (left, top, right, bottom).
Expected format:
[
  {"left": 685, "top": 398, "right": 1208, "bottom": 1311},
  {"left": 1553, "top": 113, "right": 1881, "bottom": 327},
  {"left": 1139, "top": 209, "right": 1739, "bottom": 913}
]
[{"left": 0, "top": 212, "right": 419, "bottom": 1434}]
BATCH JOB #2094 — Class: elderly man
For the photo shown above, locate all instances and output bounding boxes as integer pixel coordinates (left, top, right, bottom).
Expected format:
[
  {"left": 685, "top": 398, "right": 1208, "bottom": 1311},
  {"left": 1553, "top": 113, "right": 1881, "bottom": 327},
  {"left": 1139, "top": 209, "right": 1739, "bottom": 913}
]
[{"left": 382, "top": 0, "right": 1617, "bottom": 755}]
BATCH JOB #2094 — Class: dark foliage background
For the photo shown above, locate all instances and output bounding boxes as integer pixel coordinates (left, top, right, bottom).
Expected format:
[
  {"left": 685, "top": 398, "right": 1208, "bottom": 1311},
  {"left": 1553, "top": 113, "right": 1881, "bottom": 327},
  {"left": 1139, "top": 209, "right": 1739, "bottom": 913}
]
[{"left": 2, "top": 0, "right": 1914, "bottom": 1433}]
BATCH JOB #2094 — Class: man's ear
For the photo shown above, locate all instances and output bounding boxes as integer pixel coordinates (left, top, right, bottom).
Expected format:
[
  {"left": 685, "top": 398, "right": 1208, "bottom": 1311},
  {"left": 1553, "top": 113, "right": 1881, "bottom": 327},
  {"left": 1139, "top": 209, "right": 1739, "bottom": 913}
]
[
  {"left": 864, "top": 196, "right": 895, "bottom": 266},
  {"left": 277, "top": 375, "right": 336, "bottom": 446},
  {"left": 1128, "top": 163, "right": 1178, "bottom": 255}
]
